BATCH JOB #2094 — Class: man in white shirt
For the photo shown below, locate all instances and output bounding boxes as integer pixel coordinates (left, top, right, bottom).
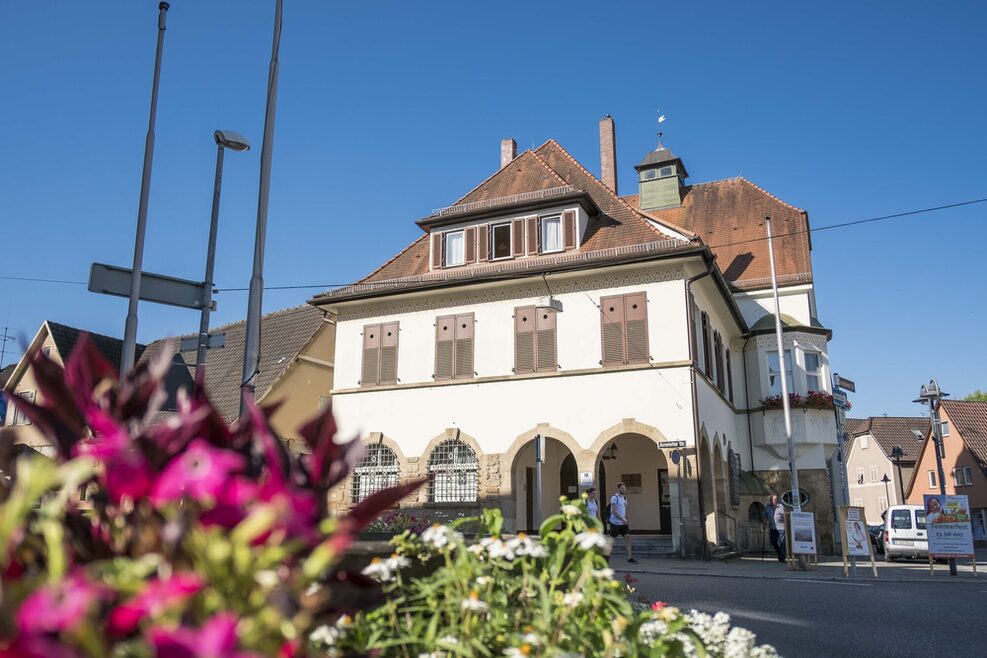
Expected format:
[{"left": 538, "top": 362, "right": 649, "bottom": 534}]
[{"left": 609, "top": 482, "right": 636, "bottom": 563}]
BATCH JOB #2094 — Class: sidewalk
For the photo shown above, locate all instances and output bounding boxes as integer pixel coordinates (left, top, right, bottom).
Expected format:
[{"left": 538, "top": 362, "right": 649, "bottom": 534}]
[{"left": 612, "top": 547, "right": 987, "bottom": 584}]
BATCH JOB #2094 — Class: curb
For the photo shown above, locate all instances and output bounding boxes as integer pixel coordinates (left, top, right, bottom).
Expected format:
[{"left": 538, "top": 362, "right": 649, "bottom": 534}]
[{"left": 612, "top": 565, "right": 984, "bottom": 585}]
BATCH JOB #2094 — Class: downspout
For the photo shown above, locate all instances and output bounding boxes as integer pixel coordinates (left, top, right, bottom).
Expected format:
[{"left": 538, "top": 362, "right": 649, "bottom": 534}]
[
  {"left": 685, "top": 261, "right": 713, "bottom": 559},
  {"left": 742, "top": 335, "right": 756, "bottom": 473}
]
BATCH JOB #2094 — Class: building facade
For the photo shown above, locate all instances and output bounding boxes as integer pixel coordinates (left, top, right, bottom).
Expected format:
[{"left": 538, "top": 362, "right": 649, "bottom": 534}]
[
  {"left": 312, "top": 117, "right": 840, "bottom": 556},
  {"left": 845, "top": 416, "right": 927, "bottom": 524}
]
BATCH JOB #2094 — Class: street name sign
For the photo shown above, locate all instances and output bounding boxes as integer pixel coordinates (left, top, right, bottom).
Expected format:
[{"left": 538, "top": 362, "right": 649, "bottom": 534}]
[
  {"left": 833, "top": 390, "right": 849, "bottom": 408},
  {"left": 658, "top": 440, "right": 686, "bottom": 449},
  {"left": 833, "top": 374, "right": 856, "bottom": 392},
  {"left": 179, "top": 333, "right": 227, "bottom": 352},
  {"left": 89, "top": 263, "right": 213, "bottom": 311}
]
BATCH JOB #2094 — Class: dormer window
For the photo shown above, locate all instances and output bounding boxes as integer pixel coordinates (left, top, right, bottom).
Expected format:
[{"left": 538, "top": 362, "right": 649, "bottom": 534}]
[
  {"left": 491, "top": 222, "right": 512, "bottom": 260},
  {"left": 541, "top": 215, "right": 563, "bottom": 253},
  {"left": 444, "top": 230, "right": 466, "bottom": 267}
]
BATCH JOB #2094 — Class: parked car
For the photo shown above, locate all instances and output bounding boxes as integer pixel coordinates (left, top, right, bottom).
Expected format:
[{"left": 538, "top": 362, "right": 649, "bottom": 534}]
[
  {"left": 868, "top": 523, "right": 884, "bottom": 554},
  {"left": 883, "top": 505, "right": 927, "bottom": 561}
]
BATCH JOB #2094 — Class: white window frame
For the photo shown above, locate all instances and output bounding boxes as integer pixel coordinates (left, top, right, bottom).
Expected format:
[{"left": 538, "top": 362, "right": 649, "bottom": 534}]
[
  {"left": 940, "top": 421, "right": 950, "bottom": 437},
  {"left": 952, "top": 468, "right": 961, "bottom": 485},
  {"left": 879, "top": 496, "right": 888, "bottom": 512},
  {"left": 540, "top": 214, "right": 563, "bottom": 254},
  {"left": 963, "top": 466, "right": 973, "bottom": 486},
  {"left": 804, "top": 351, "right": 822, "bottom": 393},
  {"left": 928, "top": 470, "right": 937, "bottom": 488},
  {"left": 14, "top": 391, "right": 36, "bottom": 426},
  {"left": 444, "top": 230, "right": 465, "bottom": 267},
  {"left": 489, "top": 222, "right": 513, "bottom": 261},
  {"left": 766, "top": 349, "right": 794, "bottom": 397},
  {"left": 860, "top": 435, "right": 869, "bottom": 449},
  {"left": 854, "top": 497, "right": 863, "bottom": 507},
  {"left": 869, "top": 466, "right": 878, "bottom": 482},
  {"left": 856, "top": 467, "right": 865, "bottom": 484}
]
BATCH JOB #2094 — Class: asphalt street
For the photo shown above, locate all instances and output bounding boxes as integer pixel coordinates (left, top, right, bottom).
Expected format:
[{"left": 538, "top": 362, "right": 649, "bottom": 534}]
[{"left": 630, "top": 571, "right": 986, "bottom": 657}]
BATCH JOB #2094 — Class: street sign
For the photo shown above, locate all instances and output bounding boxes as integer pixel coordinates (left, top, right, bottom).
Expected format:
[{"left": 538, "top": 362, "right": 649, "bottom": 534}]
[
  {"left": 670, "top": 450, "right": 681, "bottom": 465},
  {"left": 833, "top": 390, "right": 849, "bottom": 408},
  {"left": 658, "top": 440, "right": 686, "bottom": 449},
  {"left": 179, "top": 333, "right": 226, "bottom": 352},
  {"left": 833, "top": 373, "right": 856, "bottom": 392},
  {"left": 89, "top": 263, "right": 214, "bottom": 311}
]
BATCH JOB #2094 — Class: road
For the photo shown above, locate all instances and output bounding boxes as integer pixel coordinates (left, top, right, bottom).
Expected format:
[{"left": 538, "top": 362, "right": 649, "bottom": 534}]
[{"left": 629, "top": 572, "right": 986, "bottom": 657}]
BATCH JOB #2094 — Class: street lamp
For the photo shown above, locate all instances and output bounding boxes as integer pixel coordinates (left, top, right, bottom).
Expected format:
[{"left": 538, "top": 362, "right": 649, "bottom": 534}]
[
  {"left": 193, "top": 130, "right": 251, "bottom": 389},
  {"left": 913, "top": 378, "right": 956, "bottom": 576},
  {"left": 889, "top": 445, "right": 905, "bottom": 503},
  {"left": 881, "top": 473, "right": 891, "bottom": 506}
]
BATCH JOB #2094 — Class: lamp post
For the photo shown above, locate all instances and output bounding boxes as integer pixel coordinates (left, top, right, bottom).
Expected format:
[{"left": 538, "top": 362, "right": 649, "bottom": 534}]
[
  {"left": 194, "top": 131, "right": 251, "bottom": 389},
  {"left": 881, "top": 473, "right": 891, "bottom": 507},
  {"left": 913, "top": 379, "right": 955, "bottom": 576},
  {"left": 889, "top": 445, "right": 906, "bottom": 503}
]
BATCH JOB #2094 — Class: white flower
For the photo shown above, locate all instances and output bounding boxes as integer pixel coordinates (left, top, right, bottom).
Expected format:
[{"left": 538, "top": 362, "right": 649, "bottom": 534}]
[
  {"left": 422, "top": 524, "right": 463, "bottom": 550},
  {"left": 638, "top": 619, "right": 668, "bottom": 644},
  {"left": 485, "top": 538, "right": 517, "bottom": 561},
  {"left": 468, "top": 543, "right": 486, "bottom": 557},
  {"left": 591, "top": 567, "right": 614, "bottom": 579},
  {"left": 508, "top": 533, "right": 548, "bottom": 558},
  {"left": 475, "top": 575, "right": 492, "bottom": 587},
  {"left": 361, "top": 554, "right": 409, "bottom": 582},
  {"left": 561, "top": 504, "right": 580, "bottom": 517},
  {"left": 438, "top": 635, "right": 459, "bottom": 646},
  {"left": 503, "top": 648, "right": 533, "bottom": 657},
  {"left": 574, "top": 528, "right": 613, "bottom": 553},
  {"left": 561, "top": 591, "right": 584, "bottom": 607},
  {"left": 460, "top": 591, "right": 490, "bottom": 613},
  {"left": 253, "top": 570, "right": 280, "bottom": 589},
  {"left": 520, "top": 632, "right": 541, "bottom": 646}
]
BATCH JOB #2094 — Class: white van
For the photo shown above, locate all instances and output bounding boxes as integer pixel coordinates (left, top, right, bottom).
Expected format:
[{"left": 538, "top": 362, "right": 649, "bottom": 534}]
[{"left": 883, "top": 505, "right": 928, "bottom": 561}]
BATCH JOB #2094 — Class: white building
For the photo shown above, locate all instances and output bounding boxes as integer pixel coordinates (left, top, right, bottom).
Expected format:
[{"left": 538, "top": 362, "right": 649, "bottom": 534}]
[{"left": 312, "top": 117, "right": 839, "bottom": 555}]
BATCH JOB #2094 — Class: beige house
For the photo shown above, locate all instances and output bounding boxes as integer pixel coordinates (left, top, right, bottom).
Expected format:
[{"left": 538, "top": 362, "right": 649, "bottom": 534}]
[{"left": 845, "top": 416, "right": 927, "bottom": 524}]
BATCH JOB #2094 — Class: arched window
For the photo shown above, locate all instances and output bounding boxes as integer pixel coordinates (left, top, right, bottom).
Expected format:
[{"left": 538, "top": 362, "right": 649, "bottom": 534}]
[
  {"left": 427, "top": 438, "right": 478, "bottom": 503},
  {"left": 351, "top": 442, "right": 400, "bottom": 503}
]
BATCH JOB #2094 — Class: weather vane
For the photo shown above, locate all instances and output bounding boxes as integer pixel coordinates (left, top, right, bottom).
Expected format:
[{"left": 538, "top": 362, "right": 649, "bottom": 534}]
[{"left": 656, "top": 109, "right": 667, "bottom": 149}]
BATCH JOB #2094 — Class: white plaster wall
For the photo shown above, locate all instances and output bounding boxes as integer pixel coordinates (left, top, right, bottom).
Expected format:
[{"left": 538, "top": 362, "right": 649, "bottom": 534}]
[
  {"left": 734, "top": 286, "right": 814, "bottom": 326},
  {"left": 333, "top": 275, "right": 689, "bottom": 390},
  {"left": 696, "top": 378, "right": 748, "bottom": 469}
]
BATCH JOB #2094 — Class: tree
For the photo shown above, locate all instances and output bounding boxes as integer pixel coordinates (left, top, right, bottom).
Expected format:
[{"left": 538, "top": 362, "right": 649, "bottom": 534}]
[{"left": 963, "top": 390, "right": 987, "bottom": 402}]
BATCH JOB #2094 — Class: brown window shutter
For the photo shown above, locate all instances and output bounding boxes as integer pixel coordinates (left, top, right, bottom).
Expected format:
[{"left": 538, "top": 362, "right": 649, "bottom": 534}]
[
  {"left": 478, "top": 225, "right": 489, "bottom": 262},
  {"left": 361, "top": 323, "right": 381, "bottom": 386},
  {"left": 563, "top": 210, "right": 577, "bottom": 250},
  {"left": 514, "top": 306, "right": 535, "bottom": 374},
  {"left": 726, "top": 349, "right": 734, "bottom": 403},
  {"left": 701, "top": 312, "right": 712, "bottom": 378},
  {"left": 435, "top": 315, "right": 455, "bottom": 380},
  {"left": 623, "top": 292, "right": 649, "bottom": 364},
  {"left": 512, "top": 219, "right": 525, "bottom": 257},
  {"left": 526, "top": 216, "right": 538, "bottom": 255},
  {"left": 715, "top": 332, "right": 725, "bottom": 392},
  {"left": 600, "top": 295, "right": 625, "bottom": 366},
  {"left": 465, "top": 227, "right": 476, "bottom": 264},
  {"left": 379, "top": 322, "right": 399, "bottom": 385},
  {"left": 454, "top": 313, "right": 475, "bottom": 379},
  {"left": 535, "top": 309, "right": 558, "bottom": 372},
  {"left": 431, "top": 233, "right": 442, "bottom": 269}
]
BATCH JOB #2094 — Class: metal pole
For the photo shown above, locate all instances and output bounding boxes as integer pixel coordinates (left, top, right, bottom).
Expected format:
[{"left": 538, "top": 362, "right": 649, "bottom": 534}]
[
  {"left": 676, "top": 453, "right": 686, "bottom": 558},
  {"left": 194, "top": 143, "right": 225, "bottom": 390},
  {"left": 121, "top": 2, "right": 170, "bottom": 372},
  {"left": 834, "top": 405, "right": 855, "bottom": 575},
  {"left": 895, "top": 455, "right": 906, "bottom": 501},
  {"left": 766, "top": 217, "right": 804, "bottom": 569},
  {"left": 534, "top": 434, "right": 544, "bottom": 531},
  {"left": 241, "top": 0, "right": 282, "bottom": 415},
  {"left": 929, "top": 398, "right": 957, "bottom": 576}
]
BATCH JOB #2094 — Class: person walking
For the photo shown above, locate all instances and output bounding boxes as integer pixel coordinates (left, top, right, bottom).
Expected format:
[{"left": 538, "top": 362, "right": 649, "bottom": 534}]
[
  {"left": 764, "top": 494, "right": 785, "bottom": 562},
  {"left": 609, "top": 482, "right": 636, "bottom": 563},
  {"left": 586, "top": 487, "right": 600, "bottom": 523},
  {"left": 773, "top": 499, "right": 787, "bottom": 563}
]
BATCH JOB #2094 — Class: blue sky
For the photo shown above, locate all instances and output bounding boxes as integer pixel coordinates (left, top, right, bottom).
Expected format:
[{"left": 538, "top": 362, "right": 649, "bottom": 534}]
[{"left": 1, "top": 1, "right": 984, "bottom": 417}]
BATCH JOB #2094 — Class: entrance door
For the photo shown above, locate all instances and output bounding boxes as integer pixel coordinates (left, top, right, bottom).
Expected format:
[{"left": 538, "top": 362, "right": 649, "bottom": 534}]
[
  {"left": 560, "top": 454, "right": 578, "bottom": 501},
  {"left": 525, "top": 468, "right": 535, "bottom": 533},
  {"left": 657, "top": 468, "right": 671, "bottom": 534}
]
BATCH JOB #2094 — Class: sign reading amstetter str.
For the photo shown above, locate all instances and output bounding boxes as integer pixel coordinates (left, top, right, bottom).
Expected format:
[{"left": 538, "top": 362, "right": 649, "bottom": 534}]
[{"left": 924, "top": 494, "right": 975, "bottom": 558}]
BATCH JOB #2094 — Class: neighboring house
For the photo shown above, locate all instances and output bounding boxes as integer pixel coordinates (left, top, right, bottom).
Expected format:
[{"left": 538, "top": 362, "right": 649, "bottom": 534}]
[
  {"left": 311, "top": 116, "right": 839, "bottom": 555},
  {"left": 1, "top": 321, "right": 148, "bottom": 453},
  {"left": 906, "top": 400, "right": 987, "bottom": 542},
  {"left": 845, "top": 416, "right": 928, "bottom": 524},
  {"left": 144, "top": 304, "right": 334, "bottom": 450},
  {"left": 0, "top": 364, "right": 15, "bottom": 427}
]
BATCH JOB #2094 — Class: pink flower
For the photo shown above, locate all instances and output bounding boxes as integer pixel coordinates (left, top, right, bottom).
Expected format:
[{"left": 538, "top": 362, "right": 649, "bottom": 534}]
[
  {"left": 17, "top": 571, "right": 106, "bottom": 634},
  {"left": 107, "top": 573, "right": 203, "bottom": 636},
  {"left": 149, "top": 613, "right": 261, "bottom": 658},
  {"left": 78, "top": 409, "right": 153, "bottom": 503},
  {"left": 151, "top": 439, "right": 245, "bottom": 505},
  {"left": 651, "top": 600, "right": 669, "bottom": 611},
  {"left": 199, "top": 477, "right": 259, "bottom": 528}
]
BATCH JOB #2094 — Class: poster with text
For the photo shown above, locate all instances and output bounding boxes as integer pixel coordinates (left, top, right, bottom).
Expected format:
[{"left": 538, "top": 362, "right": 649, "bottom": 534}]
[
  {"left": 924, "top": 494, "right": 974, "bottom": 558},
  {"left": 790, "top": 511, "right": 817, "bottom": 555},
  {"left": 845, "top": 507, "right": 871, "bottom": 557}
]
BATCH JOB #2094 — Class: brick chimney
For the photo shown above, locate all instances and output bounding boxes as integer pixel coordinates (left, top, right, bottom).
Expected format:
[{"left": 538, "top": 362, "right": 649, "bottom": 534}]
[
  {"left": 599, "top": 115, "right": 618, "bottom": 194},
  {"left": 500, "top": 138, "right": 517, "bottom": 169}
]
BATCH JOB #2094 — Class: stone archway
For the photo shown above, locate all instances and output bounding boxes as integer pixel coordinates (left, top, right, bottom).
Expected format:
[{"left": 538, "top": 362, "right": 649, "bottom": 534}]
[
  {"left": 510, "top": 435, "right": 579, "bottom": 533},
  {"left": 699, "top": 432, "right": 718, "bottom": 545},
  {"left": 594, "top": 433, "right": 670, "bottom": 534},
  {"left": 713, "top": 441, "right": 729, "bottom": 543}
]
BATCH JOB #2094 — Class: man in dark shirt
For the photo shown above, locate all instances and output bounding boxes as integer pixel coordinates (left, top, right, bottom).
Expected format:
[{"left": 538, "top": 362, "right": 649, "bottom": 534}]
[{"left": 764, "top": 494, "right": 785, "bottom": 562}]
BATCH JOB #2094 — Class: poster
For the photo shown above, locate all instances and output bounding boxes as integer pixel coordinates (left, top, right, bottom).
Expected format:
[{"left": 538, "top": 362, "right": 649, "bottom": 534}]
[
  {"left": 789, "top": 511, "right": 817, "bottom": 555},
  {"left": 845, "top": 507, "right": 870, "bottom": 558},
  {"left": 924, "top": 494, "right": 974, "bottom": 558}
]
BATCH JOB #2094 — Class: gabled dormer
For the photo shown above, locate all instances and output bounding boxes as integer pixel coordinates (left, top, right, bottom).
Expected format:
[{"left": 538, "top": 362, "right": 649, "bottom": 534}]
[
  {"left": 635, "top": 144, "right": 688, "bottom": 211},
  {"left": 418, "top": 184, "right": 599, "bottom": 271}
]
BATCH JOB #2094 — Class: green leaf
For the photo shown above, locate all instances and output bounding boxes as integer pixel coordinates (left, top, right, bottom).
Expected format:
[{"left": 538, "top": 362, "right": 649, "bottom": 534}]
[{"left": 538, "top": 514, "right": 565, "bottom": 539}]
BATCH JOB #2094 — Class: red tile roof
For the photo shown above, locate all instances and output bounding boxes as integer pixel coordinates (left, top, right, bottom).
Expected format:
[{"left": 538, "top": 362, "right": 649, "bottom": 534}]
[
  {"left": 847, "top": 416, "right": 929, "bottom": 462},
  {"left": 941, "top": 400, "right": 987, "bottom": 475}
]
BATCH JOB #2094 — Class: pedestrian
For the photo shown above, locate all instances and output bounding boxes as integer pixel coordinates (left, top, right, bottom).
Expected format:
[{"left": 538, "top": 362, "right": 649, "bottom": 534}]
[
  {"left": 764, "top": 494, "right": 785, "bottom": 562},
  {"left": 773, "top": 499, "right": 787, "bottom": 563},
  {"left": 609, "top": 482, "right": 636, "bottom": 563},
  {"left": 585, "top": 487, "right": 600, "bottom": 522}
]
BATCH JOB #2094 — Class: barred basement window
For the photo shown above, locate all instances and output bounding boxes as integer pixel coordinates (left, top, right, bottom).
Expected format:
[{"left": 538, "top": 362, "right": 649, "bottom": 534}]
[
  {"left": 351, "top": 443, "right": 400, "bottom": 503},
  {"left": 427, "top": 438, "right": 478, "bottom": 503}
]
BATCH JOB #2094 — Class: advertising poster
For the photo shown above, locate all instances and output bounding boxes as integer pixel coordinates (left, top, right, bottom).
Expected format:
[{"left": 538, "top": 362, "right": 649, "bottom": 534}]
[
  {"left": 924, "top": 494, "right": 974, "bottom": 558},
  {"left": 845, "top": 507, "right": 871, "bottom": 558},
  {"left": 789, "top": 511, "right": 817, "bottom": 555}
]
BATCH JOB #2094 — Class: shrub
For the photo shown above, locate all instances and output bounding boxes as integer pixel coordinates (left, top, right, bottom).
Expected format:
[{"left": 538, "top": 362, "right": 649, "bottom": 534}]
[
  {"left": 0, "top": 337, "right": 423, "bottom": 657},
  {"left": 320, "top": 500, "right": 779, "bottom": 657}
]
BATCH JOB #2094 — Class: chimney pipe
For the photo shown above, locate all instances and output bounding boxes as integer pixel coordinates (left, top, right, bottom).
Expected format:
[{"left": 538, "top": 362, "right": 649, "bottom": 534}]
[
  {"left": 500, "top": 138, "right": 517, "bottom": 169},
  {"left": 599, "top": 115, "right": 618, "bottom": 194}
]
